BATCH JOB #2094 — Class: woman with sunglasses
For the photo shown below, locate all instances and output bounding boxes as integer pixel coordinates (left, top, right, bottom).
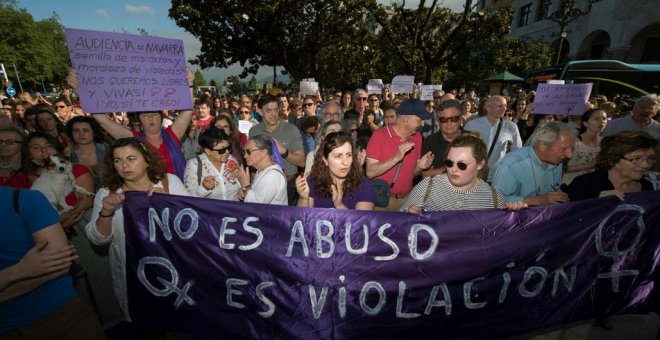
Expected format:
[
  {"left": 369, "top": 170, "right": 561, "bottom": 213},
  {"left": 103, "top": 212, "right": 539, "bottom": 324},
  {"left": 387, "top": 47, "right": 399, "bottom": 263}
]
[
  {"left": 212, "top": 113, "right": 247, "bottom": 165},
  {"left": 184, "top": 128, "right": 241, "bottom": 200},
  {"left": 85, "top": 137, "right": 189, "bottom": 321},
  {"left": 402, "top": 134, "right": 525, "bottom": 213},
  {"left": 296, "top": 131, "right": 374, "bottom": 210},
  {"left": 237, "top": 135, "right": 287, "bottom": 205}
]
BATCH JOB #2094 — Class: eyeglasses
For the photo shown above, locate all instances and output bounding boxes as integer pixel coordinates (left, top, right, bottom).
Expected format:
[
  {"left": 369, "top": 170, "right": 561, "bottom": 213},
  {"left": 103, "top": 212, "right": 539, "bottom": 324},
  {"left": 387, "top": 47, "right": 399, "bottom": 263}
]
[
  {"left": 621, "top": 156, "right": 656, "bottom": 165},
  {"left": 303, "top": 102, "right": 315, "bottom": 107},
  {"left": 438, "top": 116, "right": 460, "bottom": 124},
  {"left": 212, "top": 145, "right": 232, "bottom": 154},
  {"left": 356, "top": 97, "right": 368, "bottom": 101},
  {"left": 444, "top": 159, "right": 468, "bottom": 171},
  {"left": 0, "top": 139, "right": 22, "bottom": 145},
  {"left": 245, "top": 148, "right": 263, "bottom": 156}
]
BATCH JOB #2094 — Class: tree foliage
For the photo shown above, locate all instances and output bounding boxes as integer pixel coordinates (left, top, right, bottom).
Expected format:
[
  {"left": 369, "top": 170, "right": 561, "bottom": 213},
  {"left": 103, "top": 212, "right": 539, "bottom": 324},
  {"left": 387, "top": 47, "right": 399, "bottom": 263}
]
[
  {"left": 193, "top": 69, "right": 206, "bottom": 87},
  {"left": 0, "top": 2, "right": 69, "bottom": 91}
]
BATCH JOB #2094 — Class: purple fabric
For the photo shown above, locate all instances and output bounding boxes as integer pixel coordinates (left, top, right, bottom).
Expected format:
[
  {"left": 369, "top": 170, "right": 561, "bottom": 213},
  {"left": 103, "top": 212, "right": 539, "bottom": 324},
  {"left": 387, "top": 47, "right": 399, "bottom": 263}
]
[
  {"left": 307, "top": 176, "right": 374, "bottom": 209},
  {"left": 139, "top": 128, "right": 186, "bottom": 179},
  {"left": 269, "top": 138, "right": 285, "bottom": 171},
  {"left": 123, "top": 191, "right": 660, "bottom": 339}
]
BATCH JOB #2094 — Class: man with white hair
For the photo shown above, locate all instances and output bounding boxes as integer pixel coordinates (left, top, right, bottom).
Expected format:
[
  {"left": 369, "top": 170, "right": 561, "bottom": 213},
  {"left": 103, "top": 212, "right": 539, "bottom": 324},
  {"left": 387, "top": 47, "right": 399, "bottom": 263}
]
[
  {"left": 492, "top": 122, "right": 576, "bottom": 206},
  {"left": 602, "top": 94, "right": 659, "bottom": 139}
]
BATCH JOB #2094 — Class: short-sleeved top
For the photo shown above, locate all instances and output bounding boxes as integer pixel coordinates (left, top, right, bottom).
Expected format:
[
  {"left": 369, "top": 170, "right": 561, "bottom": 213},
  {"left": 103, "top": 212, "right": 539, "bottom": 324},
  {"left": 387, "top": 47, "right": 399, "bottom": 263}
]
[
  {"left": 132, "top": 125, "right": 181, "bottom": 176},
  {"left": 307, "top": 176, "right": 374, "bottom": 209},
  {"left": 561, "top": 139, "right": 600, "bottom": 185},
  {"left": 366, "top": 124, "right": 422, "bottom": 196},
  {"left": 464, "top": 117, "right": 522, "bottom": 181},
  {"left": 0, "top": 187, "right": 74, "bottom": 333},
  {"left": 422, "top": 133, "right": 451, "bottom": 170},
  {"left": 400, "top": 174, "right": 505, "bottom": 212},
  {"left": 249, "top": 121, "right": 304, "bottom": 177},
  {"left": 602, "top": 115, "right": 660, "bottom": 139},
  {"left": 562, "top": 169, "right": 654, "bottom": 201}
]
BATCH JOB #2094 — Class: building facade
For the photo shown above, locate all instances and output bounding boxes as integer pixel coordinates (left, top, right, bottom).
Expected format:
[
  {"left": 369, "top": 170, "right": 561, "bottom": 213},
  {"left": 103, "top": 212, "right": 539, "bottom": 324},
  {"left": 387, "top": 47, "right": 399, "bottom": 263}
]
[{"left": 477, "top": 0, "right": 660, "bottom": 64}]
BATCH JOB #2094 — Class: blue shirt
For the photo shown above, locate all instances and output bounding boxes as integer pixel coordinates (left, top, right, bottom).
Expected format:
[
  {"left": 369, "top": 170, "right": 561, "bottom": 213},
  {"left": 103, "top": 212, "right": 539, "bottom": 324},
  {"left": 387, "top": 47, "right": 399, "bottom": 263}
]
[
  {"left": 492, "top": 147, "right": 562, "bottom": 202},
  {"left": 0, "top": 188, "right": 75, "bottom": 333}
]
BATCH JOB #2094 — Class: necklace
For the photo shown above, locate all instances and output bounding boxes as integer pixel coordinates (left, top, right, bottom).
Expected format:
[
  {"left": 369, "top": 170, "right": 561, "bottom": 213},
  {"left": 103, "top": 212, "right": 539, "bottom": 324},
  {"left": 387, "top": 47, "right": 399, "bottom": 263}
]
[{"left": 0, "top": 156, "right": 21, "bottom": 171}]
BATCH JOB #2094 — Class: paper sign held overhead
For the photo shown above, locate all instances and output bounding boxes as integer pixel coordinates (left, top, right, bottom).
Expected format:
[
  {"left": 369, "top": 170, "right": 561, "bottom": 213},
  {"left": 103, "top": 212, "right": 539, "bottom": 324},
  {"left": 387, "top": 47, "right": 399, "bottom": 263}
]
[
  {"left": 366, "top": 79, "right": 383, "bottom": 94},
  {"left": 533, "top": 83, "right": 593, "bottom": 115},
  {"left": 420, "top": 84, "right": 443, "bottom": 101},
  {"left": 65, "top": 28, "right": 193, "bottom": 114},
  {"left": 299, "top": 81, "right": 319, "bottom": 96},
  {"left": 391, "top": 75, "right": 414, "bottom": 94}
]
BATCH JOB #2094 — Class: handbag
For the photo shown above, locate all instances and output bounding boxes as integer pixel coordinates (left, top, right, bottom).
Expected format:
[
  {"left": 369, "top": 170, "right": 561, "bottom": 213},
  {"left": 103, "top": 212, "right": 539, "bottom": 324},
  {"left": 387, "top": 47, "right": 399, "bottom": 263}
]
[{"left": 372, "top": 162, "right": 403, "bottom": 208}]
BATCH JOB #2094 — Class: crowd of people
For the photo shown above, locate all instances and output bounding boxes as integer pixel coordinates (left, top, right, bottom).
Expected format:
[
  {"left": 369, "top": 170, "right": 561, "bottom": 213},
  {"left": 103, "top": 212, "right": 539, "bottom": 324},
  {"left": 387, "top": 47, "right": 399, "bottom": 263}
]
[{"left": 1, "top": 74, "right": 659, "bottom": 337}]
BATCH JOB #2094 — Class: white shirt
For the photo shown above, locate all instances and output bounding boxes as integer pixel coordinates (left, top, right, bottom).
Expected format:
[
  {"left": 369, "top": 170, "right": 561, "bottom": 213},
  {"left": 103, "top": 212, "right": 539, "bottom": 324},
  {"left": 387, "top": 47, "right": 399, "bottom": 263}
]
[
  {"left": 464, "top": 116, "right": 523, "bottom": 181},
  {"left": 183, "top": 153, "right": 241, "bottom": 201},
  {"left": 84, "top": 174, "right": 190, "bottom": 321},
  {"left": 244, "top": 164, "right": 287, "bottom": 206}
]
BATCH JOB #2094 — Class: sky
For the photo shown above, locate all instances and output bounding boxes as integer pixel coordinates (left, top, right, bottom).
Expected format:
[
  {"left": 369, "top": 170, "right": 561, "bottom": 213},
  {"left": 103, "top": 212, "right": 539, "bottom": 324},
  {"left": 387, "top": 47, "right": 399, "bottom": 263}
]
[{"left": 18, "top": 0, "right": 465, "bottom": 84}]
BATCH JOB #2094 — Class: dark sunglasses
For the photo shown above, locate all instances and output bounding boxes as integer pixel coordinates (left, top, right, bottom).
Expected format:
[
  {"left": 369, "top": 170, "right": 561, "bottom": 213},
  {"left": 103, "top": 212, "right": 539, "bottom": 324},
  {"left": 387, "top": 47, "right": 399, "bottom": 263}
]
[
  {"left": 245, "top": 148, "right": 262, "bottom": 155},
  {"left": 212, "top": 145, "right": 232, "bottom": 154},
  {"left": 239, "top": 111, "right": 250, "bottom": 114},
  {"left": 438, "top": 116, "right": 460, "bottom": 124},
  {"left": 433, "top": 96, "right": 442, "bottom": 100},
  {"left": 356, "top": 97, "right": 368, "bottom": 101},
  {"left": 444, "top": 159, "right": 468, "bottom": 171},
  {"left": 303, "top": 102, "right": 315, "bottom": 107}
]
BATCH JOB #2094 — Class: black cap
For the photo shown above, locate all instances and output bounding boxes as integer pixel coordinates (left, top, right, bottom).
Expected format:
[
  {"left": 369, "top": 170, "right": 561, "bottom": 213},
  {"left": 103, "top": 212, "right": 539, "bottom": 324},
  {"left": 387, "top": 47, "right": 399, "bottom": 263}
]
[{"left": 396, "top": 99, "right": 432, "bottom": 120}]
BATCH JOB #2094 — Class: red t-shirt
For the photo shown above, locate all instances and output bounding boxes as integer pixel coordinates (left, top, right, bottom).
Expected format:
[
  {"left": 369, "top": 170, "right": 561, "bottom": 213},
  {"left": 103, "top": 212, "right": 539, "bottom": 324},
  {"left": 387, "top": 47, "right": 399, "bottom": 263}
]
[
  {"left": 366, "top": 124, "right": 421, "bottom": 196},
  {"left": 197, "top": 116, "right": 214, "bottom": 132},
  {"left": 64, "top": 164, "right": 90, "bottom": 206},
  {"left": 0, "top": 170, "right": 32, "bottom": 189},
  {"left": 132, "top": 126, "right": 181, "bottom": 175}
]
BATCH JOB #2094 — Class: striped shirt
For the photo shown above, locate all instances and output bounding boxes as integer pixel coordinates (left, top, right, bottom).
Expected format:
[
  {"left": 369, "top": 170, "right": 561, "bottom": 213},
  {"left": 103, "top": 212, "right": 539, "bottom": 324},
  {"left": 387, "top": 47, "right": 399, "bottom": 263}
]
[{"left": 400, "top": 174, "right": 505, "bottom": 212}]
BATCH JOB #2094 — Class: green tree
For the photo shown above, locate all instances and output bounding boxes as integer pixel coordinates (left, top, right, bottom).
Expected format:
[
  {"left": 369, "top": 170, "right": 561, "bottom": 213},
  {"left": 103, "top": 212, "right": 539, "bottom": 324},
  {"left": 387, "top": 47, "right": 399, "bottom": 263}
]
[
  {"left": 0, "top": 2, "right": 70, "bottom": 91},
  {"left": 169, "top": 0, "right": 376, "bottom": 82},
  {"left": 193, "top": 70, "right": 206, "bottom": 87}
]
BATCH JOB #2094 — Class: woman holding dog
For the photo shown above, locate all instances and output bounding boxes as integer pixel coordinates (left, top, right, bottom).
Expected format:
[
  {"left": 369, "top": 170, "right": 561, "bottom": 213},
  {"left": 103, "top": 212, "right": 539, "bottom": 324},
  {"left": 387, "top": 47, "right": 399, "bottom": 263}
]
[{"left": 85, "top": 137, "right": 190, "bottom": 321}]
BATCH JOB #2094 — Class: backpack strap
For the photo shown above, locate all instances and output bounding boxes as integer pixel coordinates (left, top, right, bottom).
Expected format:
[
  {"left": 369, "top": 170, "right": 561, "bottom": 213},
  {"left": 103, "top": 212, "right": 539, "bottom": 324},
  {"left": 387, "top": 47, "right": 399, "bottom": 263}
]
[
  {"left": 490, "top": 185, "right": 499, "bottom": 208},
  {"left": 13, "top": 188, "right": 21, "bottom": 213},
  {"left": 422, "top": 176, "right": 434, "bottom": 208},
  {"left": 196, "top": 156, "right": 202, "bottom": 186}
]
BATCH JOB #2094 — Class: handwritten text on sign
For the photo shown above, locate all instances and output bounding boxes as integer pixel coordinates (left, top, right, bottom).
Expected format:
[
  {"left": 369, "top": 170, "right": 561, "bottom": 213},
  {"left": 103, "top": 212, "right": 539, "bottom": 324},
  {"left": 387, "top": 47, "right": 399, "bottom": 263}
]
[
  {"left": 533, "top": 83, "right": 593, "bottom": 115},
  {"left": 123, "top": 192, "right": 660, "bottom": 339},
  {"left": 65, "top": 28, "right": 193, "bottom": 113}
]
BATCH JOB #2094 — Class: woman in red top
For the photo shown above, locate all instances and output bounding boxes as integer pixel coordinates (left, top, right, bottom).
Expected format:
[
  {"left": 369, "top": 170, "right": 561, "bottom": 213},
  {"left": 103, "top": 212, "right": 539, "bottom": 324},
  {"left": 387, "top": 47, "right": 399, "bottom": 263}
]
[
  {"left": 23, "top": 132, "right": 94, "bottom": 229},
  {"left": 0, "top": 126, "right": 30, "bottom": 189}
]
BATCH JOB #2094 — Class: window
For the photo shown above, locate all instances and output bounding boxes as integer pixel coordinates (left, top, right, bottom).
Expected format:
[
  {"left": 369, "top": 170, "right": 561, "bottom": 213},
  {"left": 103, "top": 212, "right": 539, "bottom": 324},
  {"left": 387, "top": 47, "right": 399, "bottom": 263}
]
[
  {"left": 518, "top": 3, "right": 532, "bottom": 27},
  {"left": 537, "top": 0, "right": 549, "bottom": 21}
]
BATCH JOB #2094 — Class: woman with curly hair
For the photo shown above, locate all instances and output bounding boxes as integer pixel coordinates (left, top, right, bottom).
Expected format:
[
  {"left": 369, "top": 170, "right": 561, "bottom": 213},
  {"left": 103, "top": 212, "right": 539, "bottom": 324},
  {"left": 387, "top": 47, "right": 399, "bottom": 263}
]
[
  {"left": 296, "top": 131, "right": 374, "bottom": 210},
  {"left": 85, "top": 137, "right": 189, "bottom": 321}
]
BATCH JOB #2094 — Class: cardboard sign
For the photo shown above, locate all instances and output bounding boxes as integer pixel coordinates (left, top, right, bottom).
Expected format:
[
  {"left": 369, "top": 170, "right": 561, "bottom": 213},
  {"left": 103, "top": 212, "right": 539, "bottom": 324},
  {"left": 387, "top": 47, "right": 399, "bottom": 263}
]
[
  {"left": 533, "top": 83, "right": 593, "bottom": 115},
  {"left": 391, "top": 75, "right": 414, "bottom": 94},
  {"left": 65, "top": 28, "right": 193, "bottom": 113},
  {"left": 367, "top": 79, "right": 383, "bottom": 94},
  {"left": 420, "top": 85, "right": 443, "bottom": 101},
  {"left": 300, "top": 81, "right": 319, "bottom": 96}
]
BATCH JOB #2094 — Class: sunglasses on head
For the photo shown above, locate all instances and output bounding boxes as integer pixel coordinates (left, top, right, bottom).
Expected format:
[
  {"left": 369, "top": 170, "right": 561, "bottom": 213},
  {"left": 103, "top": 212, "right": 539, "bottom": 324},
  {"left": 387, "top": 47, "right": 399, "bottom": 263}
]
[
  {"left": 444, "top": 159, "right": 468, "bottom": 171},
  {"left": 438, "top": 116, "right": 460, "bottom": 124},
  {"left": 212, "top": 145, "right": 232, "bottom": 154}
]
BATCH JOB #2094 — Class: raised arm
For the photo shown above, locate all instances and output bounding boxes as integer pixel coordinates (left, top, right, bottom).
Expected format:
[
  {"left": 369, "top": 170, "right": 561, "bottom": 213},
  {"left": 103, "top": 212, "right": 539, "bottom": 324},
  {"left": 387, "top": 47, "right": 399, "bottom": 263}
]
[{"left": 170, "top": 68, "right": 196, "bottom": 140}]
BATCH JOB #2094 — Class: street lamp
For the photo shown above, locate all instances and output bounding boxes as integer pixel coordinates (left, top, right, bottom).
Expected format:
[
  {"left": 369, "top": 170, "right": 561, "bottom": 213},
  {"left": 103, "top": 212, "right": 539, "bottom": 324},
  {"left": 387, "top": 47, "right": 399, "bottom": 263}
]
[{"left": 542, "top": 0, "right": 594, "bottom": 65}]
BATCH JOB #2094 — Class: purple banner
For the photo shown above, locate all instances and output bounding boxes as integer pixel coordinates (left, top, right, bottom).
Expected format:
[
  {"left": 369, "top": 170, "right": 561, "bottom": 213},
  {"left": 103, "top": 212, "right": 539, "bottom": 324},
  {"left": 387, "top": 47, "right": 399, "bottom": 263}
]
[
  {"left": 123, "top": 192, "right": 660, "bottom": 339},
  {"left": 533, "top": 83, "right": 593, "bottom": 115},
  {"left": 65, "top": 28, "right": 192, "bottom": 113}
]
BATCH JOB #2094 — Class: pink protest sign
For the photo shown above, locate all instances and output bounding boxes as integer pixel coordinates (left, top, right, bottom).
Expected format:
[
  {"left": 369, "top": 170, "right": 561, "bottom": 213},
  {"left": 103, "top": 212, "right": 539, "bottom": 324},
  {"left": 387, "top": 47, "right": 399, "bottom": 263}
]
[
  {"left": 65, "top": 28, "right": 193, "bottom": 113},
  {"left": 533, "top": 83, "right": 593, "bottom": 115}
]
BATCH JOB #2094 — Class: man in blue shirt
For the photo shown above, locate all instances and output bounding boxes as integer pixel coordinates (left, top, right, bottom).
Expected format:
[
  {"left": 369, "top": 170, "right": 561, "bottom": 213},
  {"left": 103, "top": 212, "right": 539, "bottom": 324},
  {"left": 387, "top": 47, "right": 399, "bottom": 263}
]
[
  {"left": 0, "top": 187, "right": 104, "bottom": 338},
  {"left": 492, "top": 122, "right": 576, "bottom": 206}
]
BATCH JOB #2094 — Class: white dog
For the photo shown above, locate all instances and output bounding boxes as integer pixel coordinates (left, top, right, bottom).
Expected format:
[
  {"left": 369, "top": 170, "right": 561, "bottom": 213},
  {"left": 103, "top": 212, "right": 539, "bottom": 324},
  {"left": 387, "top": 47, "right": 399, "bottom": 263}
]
[{"left": 31, "top": 155, "right": 94, "bottom": 213}]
